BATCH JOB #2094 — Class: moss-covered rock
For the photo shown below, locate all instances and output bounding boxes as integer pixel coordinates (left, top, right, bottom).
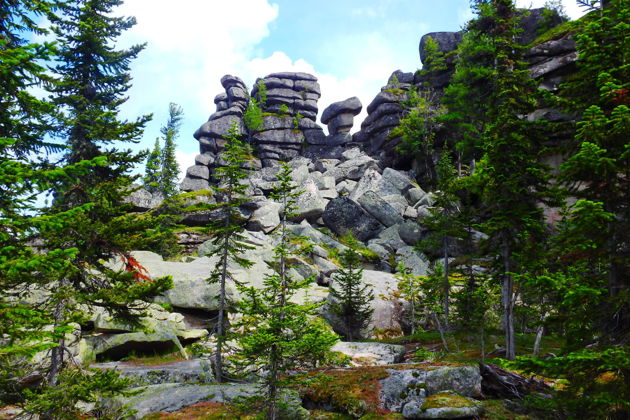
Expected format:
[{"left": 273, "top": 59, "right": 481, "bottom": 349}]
[{"left": 402, "top": 391, "right": 482, "bottom": 419}]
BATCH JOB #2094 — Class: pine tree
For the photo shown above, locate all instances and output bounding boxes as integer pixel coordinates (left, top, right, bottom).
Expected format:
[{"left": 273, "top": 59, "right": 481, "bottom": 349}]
[
  {"left": 144, "top": 138, "right": 162, "bottom": 193},
  {"left": 329, "top": 240, "right": 374, "bottom": 341},
  {"left": 159, "top": 102, "right": 183, "bottom": 198},
  {"left": 234, "top": 163, "right": 338, "bottom": 419},
  {"left": 205, "top": 121, "right": 253, "bottom": 382}
]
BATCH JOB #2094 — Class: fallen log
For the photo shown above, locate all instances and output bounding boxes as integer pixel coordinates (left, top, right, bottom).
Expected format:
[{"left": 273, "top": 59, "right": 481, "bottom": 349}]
[{"left": 479, "top": 362, "right": 550, "bottom": 399}]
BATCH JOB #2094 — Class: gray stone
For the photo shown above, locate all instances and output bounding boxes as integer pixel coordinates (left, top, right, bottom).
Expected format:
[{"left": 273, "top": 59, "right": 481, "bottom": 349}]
[
  {"left": 285, "top": 220, "right": 348, "bottom": 253},
  {"left": 253, "top": 128, "right": 304, "bottom": 144},
  {"left": 389, "top": 70, "right": 415, "bottom": 85},
  {"left": 380, "top": 369, "right": 427, "bottom": 412},
  {"left": 361, "top": 113, "right": 403, "bottom": 137},
  {"left": 185, "top": 165, "right": 209, "bottom": 180},
  {"left": 335, "top": 179, "right": 357, "bottom": 196},
  {"left": 321, "top": 96, "right": 363, "bottom": 124},
  {"left": 327, "top": 113, "right": 355, "bottom": 134},
  {"left": 92, "top": 359, "right": 214, "bottom": 386},
  {"left": 314, "top": 159, "right": 340, "bottom": 173},
  {"left": 425, "top": 365, "right": 482, "bottom": 397},
  {"left": 398, "top": 220, "right": 426, "bottom": 246},
  {"left": 416, "top": 193, "right": 436, "bottom": 208},
  {"left": 292, "top": 179, "right": 327, "bottom": 222},
  {"left": 376, "top": 225, "right": 408, "bottom": 252},
  {"left": 330, "top": 342, "right": 406, "bottom": 366},
  {"left": 124, "top": 187, "right": 163, "bottom": 211},
  {"left": 367, "top": 243, "right": 390, "bottom": 259},
  {"left": 382, "top": 168, "right": 415, "bottom": 193},
  {"left": 404, "top": 206, "right": 418, "bottom": 219},
  {"left": 367, "top": 90, "right": 408, "bottom": 114},
  {"left": 319, "top": 189, "right": 337, "bottom": 200},
  {"left": 349, "top": 168, "right": 399, "bottom": 201},
  {"left": 530, "top": 51, "right": 578, "bottom": 79},
  {"left": 358, "top": 191, "right": 404, "bottom": 228},
  {"left": 113, "top": 383, "right": 307, "bottom": 419},
  {"left": 362, "top": 102, "right": 404, "bottom": 128},
  {"left": 247, "top": 201, "right": 281, "bottom": 233},
  {"left": 324, "top": 155, "right": 380, "bottom": 182},
  {"left": 395, "top": 246, "right": 429, "bottom": 276},
  {"left": 322, "top": 197, "right": 384, "bottom": 242},
  {"left": 405, "top": 187, "right": 426, "bottom": 206},
  {"left": 194, "top": 115, "right": 244, "bottom": 140},
  {"left": 291, "top": 164, "right": 310, "bottom": 185},
  {"left": 180, "top": 177, "right": 210, "bottom": 192},
  {"left": 194, "top": 153, "right": 215, "bottom": 167},
  {"left": 221, "top": 74, "right": 247, "bottom": 90},
  {"left": 304, "top": 127, "right": 328, "bottom": 145},
  {"left": 402, "top": 393, "right": 483, "bottom": 419},
  {"left": 267, "top": 71, "right": 318, "bottom": 82},
  {"left": 313, "top": 255, "right": 338, "bottom": 276},
  {"left": 341, "top": 147, "right": 362, "bottom": 161},
  {"left": 419, "top": 31, "right": 463, "bottom": 65},
  {"left": 383, "top": 194, "right": 409, "bottom": 215}
]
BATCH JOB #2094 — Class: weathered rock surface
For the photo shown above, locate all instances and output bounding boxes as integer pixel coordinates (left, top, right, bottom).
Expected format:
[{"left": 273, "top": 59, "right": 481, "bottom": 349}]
[
  {"left": 330, "top": 342, "right": 406, "bottom": 366},
  {"left": 322, "top": 197, "right": 384, "bottom": 242},
  {"left": 92, "top": 359, "right": 214, "bottom": 386},
  {"left": 109, "top": 383, "right": 307, "bottom": 419}
]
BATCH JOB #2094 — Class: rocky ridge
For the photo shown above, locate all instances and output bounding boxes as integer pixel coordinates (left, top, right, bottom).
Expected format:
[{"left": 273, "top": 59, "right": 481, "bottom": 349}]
[{"left": 48, "top": 8, "right": 575, "bottom": 418}]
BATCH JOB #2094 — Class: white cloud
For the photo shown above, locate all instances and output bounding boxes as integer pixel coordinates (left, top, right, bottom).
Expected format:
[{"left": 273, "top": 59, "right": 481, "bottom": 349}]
[
  {"left": 514, "top": 0, "right": 588, "bottom": 20},
  {"left": 175, "top": 150, "right": 198, "bottom": 182}
]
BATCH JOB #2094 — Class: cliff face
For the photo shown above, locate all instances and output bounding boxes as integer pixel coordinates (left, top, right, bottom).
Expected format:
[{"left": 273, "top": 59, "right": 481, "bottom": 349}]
[{"left": 181, "top": 7, "right": 576, "bottom": 192}]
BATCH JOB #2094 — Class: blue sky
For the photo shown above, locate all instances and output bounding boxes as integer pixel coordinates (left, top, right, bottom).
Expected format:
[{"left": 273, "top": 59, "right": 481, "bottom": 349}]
[{"left": 113, "top": 0, "right": 586, "bottom": 180}]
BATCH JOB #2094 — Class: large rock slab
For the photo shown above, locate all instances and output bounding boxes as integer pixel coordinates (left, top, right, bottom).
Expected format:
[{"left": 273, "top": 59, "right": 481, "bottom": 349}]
[
  {"left": 358, "top": 190, "right": 405, "bottom": 228},
  {"left": 425, "top": 365, "right": 482, "bottom": 397},
  {"left": 110, "top": 383, "right": 307, "bottom": 419},
  {"left": 330, "top": 342, "right": 406, "bottom": 366},
  {"left": 247, "top": 200, "right": 281, "bottom": 233},
  {"left": 92, "top": 359, "right": 214, "bottom": 386},
  {"left": 324, "top": 269, "right": 403, "bottom": 337},
  {"left": 322, "top": 197, "right": 384, "bottom": 242}
]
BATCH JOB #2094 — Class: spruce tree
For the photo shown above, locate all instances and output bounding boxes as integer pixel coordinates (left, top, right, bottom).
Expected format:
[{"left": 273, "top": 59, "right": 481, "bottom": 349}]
[
  {"left": 205, "top": 121, "right": 253, "bottom": 382},
  {"left": 235, "top": 163, "right": 338, "bottom": 419},
  {"left": 329, "top": 241, "right": 374, "bottom": 341},
  {"left": 144, "top": 138, "right": 162, "bottom": 193},
  {"left": 159, "top": 102, "right": 183, "bottom": 198},
  {"left": 42, "top": 0, "right": 173, "bottom": 391}
]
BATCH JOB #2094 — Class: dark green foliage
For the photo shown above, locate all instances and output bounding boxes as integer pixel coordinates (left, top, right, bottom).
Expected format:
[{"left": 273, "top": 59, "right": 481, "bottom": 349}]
[
  {"left": 205, "top": 121, "right": 253, "bottom": 382},
  {"left": 329, "top": 240, "right": 374, "bottom": 341},
  {"left": 0, "top": 0, "right": 173, "bottom": 415},
  {"left": 144, "top": 138, "right": 162, "bottom": 193},
  {"left": 510, "top": 347, "right": 630, "bottom": 419},
  {"left": 159, "top": 103, "right": 184, "bottom": 198},
  {"left": 234, "top": 163, "right": 338, "bottom": 419}
]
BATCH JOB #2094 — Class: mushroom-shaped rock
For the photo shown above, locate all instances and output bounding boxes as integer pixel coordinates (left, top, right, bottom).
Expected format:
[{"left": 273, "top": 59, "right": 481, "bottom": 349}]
[
  {"left": 220, "top": 74, "right": 246, "bottom": 90},
  {"left": 321, "top": 96, "right": 362, "bottom": 125}
]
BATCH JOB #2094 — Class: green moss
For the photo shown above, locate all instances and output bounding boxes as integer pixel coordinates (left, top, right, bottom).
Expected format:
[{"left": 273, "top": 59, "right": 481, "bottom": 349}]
[
  {"left": 529, "top": 12, "right": 596, "bottom": 47},
  {"left": 262, "top": 112, "right": 291, "bottom": 118},
  {"left": 383, "top": 88, "right": 406, "bottom": 95},
  {"left": 297, "top": 367, "right": 392, "bottom": 417},
  {"left": 177, "top": 189, "right": 213, "bottom": 200},
  {"left": 421, "top": 392, "right": 474, "bottom": 410}
]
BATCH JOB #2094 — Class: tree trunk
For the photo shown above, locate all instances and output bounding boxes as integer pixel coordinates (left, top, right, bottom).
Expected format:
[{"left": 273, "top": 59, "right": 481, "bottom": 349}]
[
  {"left": 501, "top": 243, "right": 516, "bottom": 360},
  {"left": 215, "top": 190, "right": 233, "bottom": 383},
  {"left": 533, "top": 325, "right": 544, "bottom": 357},
  {"left": 442, "top": 237, "right": 450, "bottom": 330},
  {"left": 433, "top": 312, "right": 449, "bottom": 352},
  {"left": 481, "top": 320, "right": 486, "bottom": 362}
]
